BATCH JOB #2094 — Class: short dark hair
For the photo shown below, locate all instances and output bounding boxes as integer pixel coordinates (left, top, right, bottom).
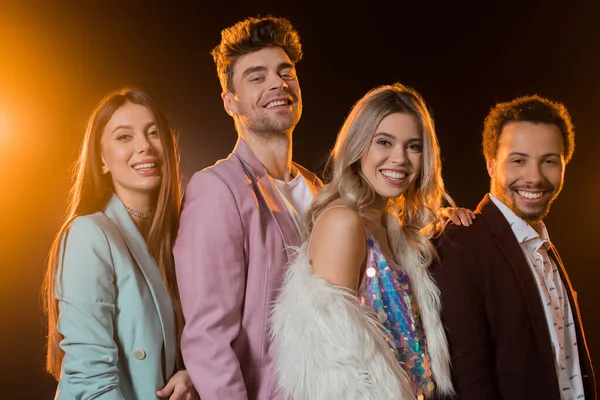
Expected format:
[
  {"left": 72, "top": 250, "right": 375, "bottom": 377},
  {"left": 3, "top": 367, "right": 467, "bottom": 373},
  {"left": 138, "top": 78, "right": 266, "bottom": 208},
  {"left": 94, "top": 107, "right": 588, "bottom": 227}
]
[
  {"left": 482, "top": 95, "right": 575, "bottom": 163},
  {"left": 211, "top": 16, "right": 303, "bottom": 92}
]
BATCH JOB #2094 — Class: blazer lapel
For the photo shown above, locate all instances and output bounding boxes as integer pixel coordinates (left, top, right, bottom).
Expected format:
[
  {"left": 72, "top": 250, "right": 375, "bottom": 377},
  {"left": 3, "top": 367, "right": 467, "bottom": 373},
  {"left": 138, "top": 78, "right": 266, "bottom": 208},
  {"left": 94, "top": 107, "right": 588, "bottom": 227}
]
[
  {"left": 233, "top": 139, "right": 303, "bottom": 251},
  {"left": 478, "top": 195, "right": 555, "bottom": 367},
  {"left": 294, "top": 161, "right": 323, "bottom": 191},
  {"left": 103, "top": 194, "right": 177, "bottom": 376}
]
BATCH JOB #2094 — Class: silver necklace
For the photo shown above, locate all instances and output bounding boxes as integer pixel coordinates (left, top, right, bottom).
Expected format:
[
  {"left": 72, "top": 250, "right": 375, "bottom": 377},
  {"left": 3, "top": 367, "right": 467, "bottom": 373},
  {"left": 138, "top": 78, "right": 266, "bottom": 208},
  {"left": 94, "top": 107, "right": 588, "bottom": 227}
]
[{"left": 125, "top": 205, "right": 154, "bottom": 219}]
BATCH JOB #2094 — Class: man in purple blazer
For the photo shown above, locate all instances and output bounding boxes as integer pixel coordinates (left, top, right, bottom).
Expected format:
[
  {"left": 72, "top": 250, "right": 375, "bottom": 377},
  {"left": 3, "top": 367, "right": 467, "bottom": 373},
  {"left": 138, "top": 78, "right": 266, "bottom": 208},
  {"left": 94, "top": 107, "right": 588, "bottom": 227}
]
[
  {"left": 432, "top": 96, "right": 595, "bottom": 400},
  {"left": 174, "top": 17, "right": 321, "bottom": 400}
]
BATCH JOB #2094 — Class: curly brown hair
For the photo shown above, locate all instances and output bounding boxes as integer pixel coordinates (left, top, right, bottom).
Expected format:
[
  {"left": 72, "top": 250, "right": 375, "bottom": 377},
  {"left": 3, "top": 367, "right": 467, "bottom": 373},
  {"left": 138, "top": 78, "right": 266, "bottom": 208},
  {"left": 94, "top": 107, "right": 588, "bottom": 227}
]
[
  {"left": 211, "top": 16, "right": 303, "bottom": 92},
  {"left": 482, "top": 95, "right": 575, "bottom": 163}
]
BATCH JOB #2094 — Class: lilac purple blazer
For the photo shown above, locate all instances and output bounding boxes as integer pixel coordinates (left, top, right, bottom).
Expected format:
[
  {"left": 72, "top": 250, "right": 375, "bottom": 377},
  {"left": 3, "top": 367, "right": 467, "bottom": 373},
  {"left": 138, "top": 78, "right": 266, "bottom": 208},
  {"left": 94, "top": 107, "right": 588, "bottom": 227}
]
[{"left": 174, "top": 138, "right": 321, "bottom": 400}]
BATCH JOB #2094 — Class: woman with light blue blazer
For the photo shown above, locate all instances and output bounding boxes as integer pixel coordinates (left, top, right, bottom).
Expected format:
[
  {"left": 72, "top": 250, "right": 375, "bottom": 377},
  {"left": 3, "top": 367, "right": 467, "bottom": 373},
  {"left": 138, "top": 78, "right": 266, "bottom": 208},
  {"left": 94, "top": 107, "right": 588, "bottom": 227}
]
[{"left": 42, "top": 88, "right": 197, "bottom": 400}]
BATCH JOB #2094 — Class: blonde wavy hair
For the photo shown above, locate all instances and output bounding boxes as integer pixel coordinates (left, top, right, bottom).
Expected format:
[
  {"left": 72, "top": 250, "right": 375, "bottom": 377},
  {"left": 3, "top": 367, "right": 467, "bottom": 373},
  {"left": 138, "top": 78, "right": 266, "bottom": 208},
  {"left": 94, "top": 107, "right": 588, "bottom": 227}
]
[{"left": 306, "top": 83, "right": 453, "bottom": 268}]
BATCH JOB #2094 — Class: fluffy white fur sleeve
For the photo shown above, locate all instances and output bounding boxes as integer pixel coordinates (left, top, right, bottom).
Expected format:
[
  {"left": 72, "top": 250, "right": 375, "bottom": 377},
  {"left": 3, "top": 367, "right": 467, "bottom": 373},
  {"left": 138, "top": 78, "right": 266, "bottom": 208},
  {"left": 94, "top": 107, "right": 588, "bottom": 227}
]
[{"left": 269, "top": 245, "right": 415, "bottom": 400}]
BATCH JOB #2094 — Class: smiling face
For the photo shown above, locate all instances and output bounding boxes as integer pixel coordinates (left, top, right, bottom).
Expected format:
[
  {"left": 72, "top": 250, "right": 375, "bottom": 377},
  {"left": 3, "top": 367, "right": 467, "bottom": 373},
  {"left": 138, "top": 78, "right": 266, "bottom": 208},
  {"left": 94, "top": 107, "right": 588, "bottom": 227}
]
[
  {"left": 360, "top": 112, "right": 423, "bottom": 202},
  {"left": 488, "top": 121, "right": 565, "bottom": 223},
  {"left": 223, "top": 46, "right": 302, "bottom": 137},
  {"left": 99, "top": 102, "right": 164, "bottom": 201}
]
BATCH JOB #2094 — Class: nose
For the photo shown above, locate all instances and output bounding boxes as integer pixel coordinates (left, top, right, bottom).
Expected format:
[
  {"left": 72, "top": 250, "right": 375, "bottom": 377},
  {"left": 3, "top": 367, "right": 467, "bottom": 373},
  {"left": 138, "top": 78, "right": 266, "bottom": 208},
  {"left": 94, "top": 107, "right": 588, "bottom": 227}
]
[
  {"left": 523, "top": 162, "right": 544, "bottom": 185},
  {"left": 389, "top": 145, "right": 408, "bottom": 165},
  {"left": 136, "top": 134, "right": 153, "bottom": 154},
  {"left": 268, "top": 73, "right": 288, "bottom": 91}
]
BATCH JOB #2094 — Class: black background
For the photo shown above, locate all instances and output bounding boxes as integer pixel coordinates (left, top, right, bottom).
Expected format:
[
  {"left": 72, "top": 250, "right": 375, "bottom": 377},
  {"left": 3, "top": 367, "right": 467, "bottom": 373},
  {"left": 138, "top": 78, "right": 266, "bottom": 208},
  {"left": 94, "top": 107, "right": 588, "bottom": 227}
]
[{"left": 0, "top": 1, "right": 598, "bottom": 398}]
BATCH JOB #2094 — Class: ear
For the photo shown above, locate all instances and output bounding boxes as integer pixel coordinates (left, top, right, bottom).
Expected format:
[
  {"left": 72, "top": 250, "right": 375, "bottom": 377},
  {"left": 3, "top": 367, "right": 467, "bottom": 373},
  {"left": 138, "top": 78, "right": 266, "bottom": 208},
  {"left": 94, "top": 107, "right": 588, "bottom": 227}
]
[
  {"left": 100, "top": 154, "right": 110, "bottom": 174},
  {"left": 486, "top": 159, "right": 495, "bottom": 178},
  {"left": 221, "top": 91, "right": 236, "bottom": 117}
]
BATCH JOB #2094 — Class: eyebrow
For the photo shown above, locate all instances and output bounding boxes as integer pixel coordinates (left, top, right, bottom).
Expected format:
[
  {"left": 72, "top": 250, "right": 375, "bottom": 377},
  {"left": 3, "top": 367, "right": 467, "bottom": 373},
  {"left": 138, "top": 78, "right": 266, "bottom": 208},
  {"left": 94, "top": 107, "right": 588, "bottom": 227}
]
[
  {"left": 242, "top": 62, "right": 295, "bottom": 79},
  {"left": 111, "top": 124, "right": 133, "bottom": 134},
  {"left": 373, "top": 132, "right": 422, "bottom": 141},
  {"left": 373, "top": 132, "right": 395, "bottom": 140},
  {"left": 242, "top": 66, "right": 267, "bottom": 79},
  {"left": 277, "top": 62, "right": 294, "bottom": 71},
  {"left": 111, "top": 121, "right": 156, "bottom": 135},
  {"left": 508, "top": 151, "right": 561, "bottom": 158}
]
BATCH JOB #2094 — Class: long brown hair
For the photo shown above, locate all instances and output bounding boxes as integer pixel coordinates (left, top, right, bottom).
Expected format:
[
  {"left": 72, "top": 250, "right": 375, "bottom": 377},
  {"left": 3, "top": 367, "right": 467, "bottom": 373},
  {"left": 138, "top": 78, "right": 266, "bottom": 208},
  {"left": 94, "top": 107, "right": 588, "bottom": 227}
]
[
  {"left": 306, "top": 83, "right": 453, "bottom": 267},
  {"left": 42, "top": 87, "right": 184, "bottom": 379}
]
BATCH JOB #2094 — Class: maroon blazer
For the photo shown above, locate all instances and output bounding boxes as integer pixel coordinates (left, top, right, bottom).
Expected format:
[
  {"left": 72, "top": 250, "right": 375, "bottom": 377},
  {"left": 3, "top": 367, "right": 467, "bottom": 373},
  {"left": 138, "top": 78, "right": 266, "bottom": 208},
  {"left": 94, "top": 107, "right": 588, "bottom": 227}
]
[{"left": 431, "top": 194, "right": 596, "bottom": 400}]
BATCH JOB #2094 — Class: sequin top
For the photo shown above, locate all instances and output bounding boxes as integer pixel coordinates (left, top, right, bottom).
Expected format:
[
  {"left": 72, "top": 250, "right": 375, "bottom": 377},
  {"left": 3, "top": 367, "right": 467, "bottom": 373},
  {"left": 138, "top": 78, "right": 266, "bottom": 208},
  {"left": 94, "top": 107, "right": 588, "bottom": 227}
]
[{"left": 358, "top": 232, "right": 435, "bottom": 400}]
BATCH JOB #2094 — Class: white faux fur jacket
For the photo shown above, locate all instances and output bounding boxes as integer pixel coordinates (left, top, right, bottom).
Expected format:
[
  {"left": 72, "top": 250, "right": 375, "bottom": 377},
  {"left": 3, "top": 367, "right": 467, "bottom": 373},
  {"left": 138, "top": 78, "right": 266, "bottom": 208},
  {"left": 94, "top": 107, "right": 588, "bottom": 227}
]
[{"left": 270, "top": 211, "right": 455, "bottom": 400}]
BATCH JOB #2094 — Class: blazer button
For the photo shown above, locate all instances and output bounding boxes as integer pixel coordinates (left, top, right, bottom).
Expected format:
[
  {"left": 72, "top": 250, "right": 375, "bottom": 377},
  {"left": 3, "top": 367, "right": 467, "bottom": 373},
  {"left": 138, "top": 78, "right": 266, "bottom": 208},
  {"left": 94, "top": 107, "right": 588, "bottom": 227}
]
[{"left": 133, "top": 349, "right": 146, "bottom": 360}]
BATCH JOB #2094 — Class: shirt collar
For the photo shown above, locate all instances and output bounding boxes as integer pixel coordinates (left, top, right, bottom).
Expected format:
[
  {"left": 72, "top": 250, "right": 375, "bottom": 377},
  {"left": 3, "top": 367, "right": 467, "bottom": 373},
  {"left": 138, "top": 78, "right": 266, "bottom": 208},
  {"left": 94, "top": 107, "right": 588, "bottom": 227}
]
[
  {"left": 272, "top": 166, "right": 303, "bottom": 188},
  {"left": 489, "top": 193, "right": 551, "bottom": 251}
]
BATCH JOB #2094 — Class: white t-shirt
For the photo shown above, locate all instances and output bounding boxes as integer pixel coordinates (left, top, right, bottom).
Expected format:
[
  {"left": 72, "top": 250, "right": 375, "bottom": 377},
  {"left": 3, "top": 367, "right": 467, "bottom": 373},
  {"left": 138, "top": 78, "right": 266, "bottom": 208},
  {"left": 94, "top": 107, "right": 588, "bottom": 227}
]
[{"left": 273, "top": 168, "right": 315, "bottom": 239}]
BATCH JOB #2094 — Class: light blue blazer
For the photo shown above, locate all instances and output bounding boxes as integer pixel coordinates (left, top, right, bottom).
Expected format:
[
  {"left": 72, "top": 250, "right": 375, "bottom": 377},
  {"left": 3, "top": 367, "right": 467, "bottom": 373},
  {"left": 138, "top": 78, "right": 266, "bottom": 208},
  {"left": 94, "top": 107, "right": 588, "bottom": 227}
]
[{"left": 55, "top": 194, "right": 177, "bottom": 400}]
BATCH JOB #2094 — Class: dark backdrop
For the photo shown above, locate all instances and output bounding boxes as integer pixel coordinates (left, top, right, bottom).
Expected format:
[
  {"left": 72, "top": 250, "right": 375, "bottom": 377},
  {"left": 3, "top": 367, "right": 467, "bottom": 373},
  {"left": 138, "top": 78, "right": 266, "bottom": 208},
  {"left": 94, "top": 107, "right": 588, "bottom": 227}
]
[{"left": 1, "top": 1, "right": 598, "bottom": 398}]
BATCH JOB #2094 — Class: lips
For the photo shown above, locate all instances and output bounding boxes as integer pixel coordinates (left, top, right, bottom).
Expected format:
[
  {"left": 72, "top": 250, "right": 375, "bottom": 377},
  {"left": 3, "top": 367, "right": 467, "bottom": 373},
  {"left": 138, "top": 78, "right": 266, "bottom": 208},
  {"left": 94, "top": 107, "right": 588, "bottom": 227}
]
[
  {"left": 513, "top": 187, "right": 552, "bottom": 205},
  {"left": 132, "top": 162, "right": 156, "bottom": 170},
  {"left": 381, "top": 170, "right": 407, "bottom": 180},
  {"left": 262, "top": 90, "right": 296, "bottom": 109},
  {"left": 517, "top": 190, "right": 544, "bottom": 200},
  {"left": 264, "top": 98, "right": 293, "bottom": 109},
  {"left": 130, "top": 159, "right": 161, "bottom": 176},
  {"left": 379, "top": 169, "right": 409, "bottom": 185}
]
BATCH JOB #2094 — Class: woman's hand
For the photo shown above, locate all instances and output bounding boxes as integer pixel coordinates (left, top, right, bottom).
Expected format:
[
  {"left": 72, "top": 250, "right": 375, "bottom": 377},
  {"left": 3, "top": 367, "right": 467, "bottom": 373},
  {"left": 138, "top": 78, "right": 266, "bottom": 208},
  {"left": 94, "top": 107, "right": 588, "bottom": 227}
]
[
  {"left": 441, "top": 207, "right": 476, "bottom": 226},
  {"left": 157, "top": 369, "right": 197, "bottom": 400}
]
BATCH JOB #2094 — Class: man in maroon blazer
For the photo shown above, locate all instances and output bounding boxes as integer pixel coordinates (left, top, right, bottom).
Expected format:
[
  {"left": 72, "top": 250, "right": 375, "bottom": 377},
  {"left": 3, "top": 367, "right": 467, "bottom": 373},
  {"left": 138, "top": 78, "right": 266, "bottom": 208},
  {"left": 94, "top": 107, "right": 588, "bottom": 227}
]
[
  {"left": 432, "top": 95, "right": 596, "bottom": 400},
  {"left": 174, "top": 17, "right": 321, "bottom": 400}
]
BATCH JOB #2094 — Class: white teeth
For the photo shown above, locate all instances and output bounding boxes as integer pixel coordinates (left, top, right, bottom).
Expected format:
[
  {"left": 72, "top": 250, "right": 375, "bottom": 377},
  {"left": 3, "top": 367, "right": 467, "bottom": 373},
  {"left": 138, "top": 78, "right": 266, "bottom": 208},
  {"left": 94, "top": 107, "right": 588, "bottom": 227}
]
[
  {"left": 381, "top": 170, "right": 406, "bottom": 179},
  {"left": 518, "top": 190, "right": 543, "bottom": 199},
  {"left": 133, "top": 163, "right": 156, "bottom": 170},
  {"left": 265, "top": 100, "right": 288, "bottom": 109}
]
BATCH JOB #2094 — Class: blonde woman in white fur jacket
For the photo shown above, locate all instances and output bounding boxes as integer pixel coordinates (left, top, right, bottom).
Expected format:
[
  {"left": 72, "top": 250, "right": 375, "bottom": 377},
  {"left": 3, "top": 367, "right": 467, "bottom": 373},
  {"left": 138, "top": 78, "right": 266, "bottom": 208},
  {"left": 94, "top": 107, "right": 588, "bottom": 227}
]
[{"left": 271, "top": 83, "right": 473, "bottom": 400}]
